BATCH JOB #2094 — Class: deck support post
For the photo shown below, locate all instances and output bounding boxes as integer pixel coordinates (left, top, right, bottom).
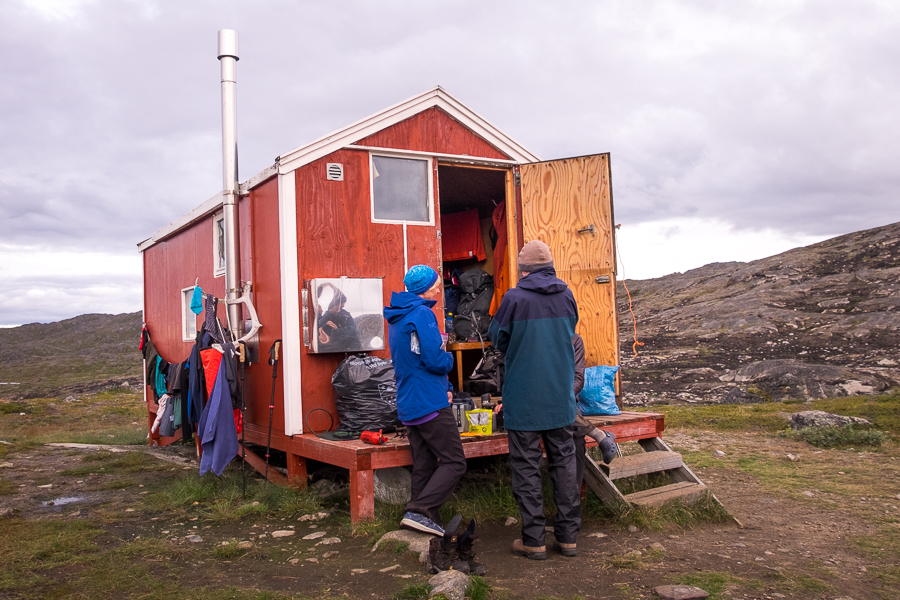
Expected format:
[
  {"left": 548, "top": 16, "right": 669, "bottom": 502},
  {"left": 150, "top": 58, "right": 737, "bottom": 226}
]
[
  {"left": 286, "top": 453, "right": 307, "bottom": 488},
  {"left": 350, "top": 468, "right": 375, "bottom": 522}
]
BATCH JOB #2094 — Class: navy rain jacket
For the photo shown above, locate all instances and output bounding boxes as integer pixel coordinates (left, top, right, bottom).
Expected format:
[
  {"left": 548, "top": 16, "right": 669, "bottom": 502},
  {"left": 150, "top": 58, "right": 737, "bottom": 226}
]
[
  {"left": 487, "top": 266, "right": 578, "bottom": 431},
  {"left": 384, "top": 291, "right": 454, "bottom": 422}
]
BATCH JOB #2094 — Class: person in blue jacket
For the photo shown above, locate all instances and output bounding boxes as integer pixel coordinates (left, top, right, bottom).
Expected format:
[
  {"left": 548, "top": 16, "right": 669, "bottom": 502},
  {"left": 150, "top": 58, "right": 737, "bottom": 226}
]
[
  {"left": 488, "top": 240, "right": 581, "bottom": 560},
  {"left": 384, "top": 265, "right": 465, "bottom": 536}
]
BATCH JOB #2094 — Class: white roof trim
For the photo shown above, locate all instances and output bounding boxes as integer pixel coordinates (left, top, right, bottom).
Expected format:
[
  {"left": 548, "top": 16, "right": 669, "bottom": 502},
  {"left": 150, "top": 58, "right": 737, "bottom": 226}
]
[
  {"left": 138, "top": 193, "right": 223, "bottom": 252},
  {"left": 275, "top": 86, "right": 539, "bottom": 174}
]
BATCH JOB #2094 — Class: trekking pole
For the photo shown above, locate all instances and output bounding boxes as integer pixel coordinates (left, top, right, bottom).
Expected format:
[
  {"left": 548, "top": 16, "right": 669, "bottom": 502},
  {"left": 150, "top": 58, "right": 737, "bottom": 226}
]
[
  {"left": 264, "top": 339, "right": 282, "bottom": 485},
  {"left": 237, "top": 342, "right": 247, "bottom": 500}
]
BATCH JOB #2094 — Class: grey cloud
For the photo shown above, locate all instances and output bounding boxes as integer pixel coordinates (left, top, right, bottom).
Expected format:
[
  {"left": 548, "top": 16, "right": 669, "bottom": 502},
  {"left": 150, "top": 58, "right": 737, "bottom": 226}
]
[{"left": 1, "top": 0, "right": 899, "bottom": 324}]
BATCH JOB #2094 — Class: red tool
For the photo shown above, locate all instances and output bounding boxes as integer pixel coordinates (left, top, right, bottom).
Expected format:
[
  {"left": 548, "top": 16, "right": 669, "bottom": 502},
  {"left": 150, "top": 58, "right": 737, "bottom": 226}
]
[{"left": 361, "top": 429, "right": 388, "bottom": 445}]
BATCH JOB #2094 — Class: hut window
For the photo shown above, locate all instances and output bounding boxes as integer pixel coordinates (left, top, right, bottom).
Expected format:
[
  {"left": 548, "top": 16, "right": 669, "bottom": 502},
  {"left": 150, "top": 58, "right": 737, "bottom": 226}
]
[
  {"left": 181, "top": 287, "right": 198, "bottom": 341},
  {"left": 370, "top": 155, "right": 432, "bottom": 224},
  {"left": 213, "top": 212, "right": 226, "bottom": 277}
]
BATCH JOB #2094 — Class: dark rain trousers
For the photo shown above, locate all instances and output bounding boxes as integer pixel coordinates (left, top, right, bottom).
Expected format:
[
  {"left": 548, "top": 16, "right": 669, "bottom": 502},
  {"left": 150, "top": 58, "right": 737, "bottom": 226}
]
[
  {"left": 404, "top": 407, "right": 467, "bottom": 525},
  {"left": 572, "top": 413, "right": 595, "bottom": 488},
  {"left": 507, "top": 425, "right": 581, "bottom": 547}
]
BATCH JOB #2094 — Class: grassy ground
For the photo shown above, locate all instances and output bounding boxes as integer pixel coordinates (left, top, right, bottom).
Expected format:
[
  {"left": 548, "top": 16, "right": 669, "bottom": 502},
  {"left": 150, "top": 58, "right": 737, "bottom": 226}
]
[
  {"left": 2, "top": 389, "right": 899, "bottom": 598},
  {"left": 0, "top": 388, "right": 148, "bottom": 445}
]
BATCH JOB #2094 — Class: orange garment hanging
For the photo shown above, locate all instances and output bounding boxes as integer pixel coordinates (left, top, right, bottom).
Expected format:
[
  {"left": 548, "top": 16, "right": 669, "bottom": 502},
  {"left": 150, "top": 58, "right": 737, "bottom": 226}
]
[
  {"left": 441, "top": 208, "right": 487, "bottom": 262},
  {"left": 489, "top": 201, "right": 509, "bottom": 315}
]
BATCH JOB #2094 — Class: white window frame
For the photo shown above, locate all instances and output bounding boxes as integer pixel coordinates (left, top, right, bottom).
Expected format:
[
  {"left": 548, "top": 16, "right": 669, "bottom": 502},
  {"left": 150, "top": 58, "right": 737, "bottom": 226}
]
[
  {"left": 181, "top": 286, "right": 199, "bottom": 342},
  {"left": 369, "top": 151, "right": 435, "bottom": 226},
  {"left": 213, "top": 211, "right": 226, "bottom": 277}
]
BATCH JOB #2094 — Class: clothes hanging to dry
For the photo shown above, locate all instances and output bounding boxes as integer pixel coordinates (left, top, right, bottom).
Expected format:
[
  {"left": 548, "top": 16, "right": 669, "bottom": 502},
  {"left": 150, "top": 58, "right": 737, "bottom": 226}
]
[
  {"left": 441, "top": 208, "right": 486, "bottom": 262},
  {"left": 204, "top": 295, "right": 225, "bottom": 345},
  {"left": 489, "top": 200, "right": 509, "bottom": 315},
  {"left": 198, "top": 356, "right": 239, "bottom": 476}
]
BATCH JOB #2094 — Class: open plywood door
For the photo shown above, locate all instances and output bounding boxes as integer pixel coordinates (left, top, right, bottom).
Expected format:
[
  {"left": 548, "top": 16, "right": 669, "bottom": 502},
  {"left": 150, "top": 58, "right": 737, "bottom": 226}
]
[{"left": 518, "top": 153, "right": 619, "bottom": 372}]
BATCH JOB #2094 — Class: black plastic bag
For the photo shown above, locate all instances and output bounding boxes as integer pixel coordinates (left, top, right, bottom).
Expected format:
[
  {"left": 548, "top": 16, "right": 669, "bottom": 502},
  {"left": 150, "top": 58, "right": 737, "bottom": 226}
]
[{"left": 331, "top": 355, "right": 401, "bottom": 433}]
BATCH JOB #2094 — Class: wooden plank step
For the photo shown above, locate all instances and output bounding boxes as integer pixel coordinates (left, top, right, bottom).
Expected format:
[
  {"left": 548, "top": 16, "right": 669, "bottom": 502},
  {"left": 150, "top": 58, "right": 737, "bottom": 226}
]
[
  {"left": 601, "top": 451, "right": 683, "bottom": 480},
  {"left": 625, "top": 481, "right": 708, "bottom": 507}
]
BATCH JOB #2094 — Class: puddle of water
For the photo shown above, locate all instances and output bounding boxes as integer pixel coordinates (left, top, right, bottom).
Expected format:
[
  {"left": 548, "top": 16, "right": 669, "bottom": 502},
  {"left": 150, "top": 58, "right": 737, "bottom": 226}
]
[{"left": 42, "top": 497, "right": 84, "bottom": 507}]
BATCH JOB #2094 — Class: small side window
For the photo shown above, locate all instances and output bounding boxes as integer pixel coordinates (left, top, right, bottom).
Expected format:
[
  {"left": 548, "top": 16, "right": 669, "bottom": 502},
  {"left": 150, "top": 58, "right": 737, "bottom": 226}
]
[
  {"left": 370, "top": 154, "right": 432, "bottom": 224},
  {"left": 213, "top": 212, "right": 226, "bottom": 277},
  {"left": 181, "top": 287, "right": 198, "bottom": 341}
]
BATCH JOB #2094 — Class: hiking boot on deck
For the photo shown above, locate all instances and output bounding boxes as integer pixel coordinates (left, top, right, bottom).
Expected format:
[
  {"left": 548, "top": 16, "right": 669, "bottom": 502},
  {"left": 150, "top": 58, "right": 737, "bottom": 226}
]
[
  {"left": 598, "top": 431, "right": 617, "bottom": 464},
  {"left": 551, "top": 539, "right": 577, "bottom": 557},
  {"left": 400, "top": 512, "right": 444, "bottom": 536},
  {"left": 511, "top": 539, "right": 547, "bottom": 560}
]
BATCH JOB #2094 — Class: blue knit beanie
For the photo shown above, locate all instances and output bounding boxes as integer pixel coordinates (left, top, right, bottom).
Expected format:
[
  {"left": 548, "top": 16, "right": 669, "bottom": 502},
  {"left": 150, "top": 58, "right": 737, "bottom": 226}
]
[{"left": 404, "top": 265, "right": 439, "bottom": 295}]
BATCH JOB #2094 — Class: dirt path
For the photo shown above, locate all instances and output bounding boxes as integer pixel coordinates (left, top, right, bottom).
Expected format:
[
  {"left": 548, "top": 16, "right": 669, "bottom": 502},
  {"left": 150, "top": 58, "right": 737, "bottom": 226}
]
[{"left": 0, "top": 437, "right": 892, "bottom": 599}]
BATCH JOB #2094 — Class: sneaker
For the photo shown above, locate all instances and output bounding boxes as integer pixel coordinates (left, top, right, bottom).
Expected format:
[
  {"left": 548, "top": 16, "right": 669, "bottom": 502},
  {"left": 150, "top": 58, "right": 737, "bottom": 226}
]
[
  {"left": 511, "top": 538, "right": 547, "bottom": 560},
  {"left": 598, "top": 431, "right": 617, "bottom": 464},
  {"left": 401, "top": 512, "right": 445, "bottom": 536}
]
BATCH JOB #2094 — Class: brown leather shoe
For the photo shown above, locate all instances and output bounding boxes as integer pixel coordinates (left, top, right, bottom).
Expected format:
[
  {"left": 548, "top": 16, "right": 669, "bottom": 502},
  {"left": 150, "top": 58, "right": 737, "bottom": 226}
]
[
  {"left": 511, "top": 539, "right": 547, "bottom": 560},
  {"left": 552, "top": 540, "right": 577, "bottom": 557}
]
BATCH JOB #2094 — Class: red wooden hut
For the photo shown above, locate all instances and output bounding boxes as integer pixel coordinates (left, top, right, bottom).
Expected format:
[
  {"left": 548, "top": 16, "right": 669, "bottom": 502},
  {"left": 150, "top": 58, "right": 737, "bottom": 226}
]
[{"left": 139, "top": 87, "right": 692, "bottom": 521}]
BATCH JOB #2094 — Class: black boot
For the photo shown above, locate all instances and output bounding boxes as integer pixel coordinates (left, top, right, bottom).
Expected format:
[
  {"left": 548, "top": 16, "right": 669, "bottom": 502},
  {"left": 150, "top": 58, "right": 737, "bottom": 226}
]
[
  {"left": 456, "top": 518, "right": 485, "bottom": 575},
  {"left": 428, "top": 515, "right": 464, "bottom": 573}
]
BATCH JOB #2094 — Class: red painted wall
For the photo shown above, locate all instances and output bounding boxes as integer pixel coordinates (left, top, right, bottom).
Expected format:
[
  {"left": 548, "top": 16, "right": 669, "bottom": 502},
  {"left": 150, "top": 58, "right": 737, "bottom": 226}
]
[
  {"left": 293, "top": 148, "right": 444, "bottom": 432},
  {"left": 355, "top": 107, "right": 511, "bottom": 160},
  {"left": 241, "top": 177, "right": 285, "bottom": 431}
]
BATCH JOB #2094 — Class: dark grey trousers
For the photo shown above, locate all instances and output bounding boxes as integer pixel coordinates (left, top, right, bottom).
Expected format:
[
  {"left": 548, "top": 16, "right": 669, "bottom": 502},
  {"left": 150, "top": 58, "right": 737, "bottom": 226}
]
[
  {"left": 405, "top": 407, "right": 467, "bottom": 525},
  {"left": 507, "top": 425, "right": 581, "bottom": 547}
]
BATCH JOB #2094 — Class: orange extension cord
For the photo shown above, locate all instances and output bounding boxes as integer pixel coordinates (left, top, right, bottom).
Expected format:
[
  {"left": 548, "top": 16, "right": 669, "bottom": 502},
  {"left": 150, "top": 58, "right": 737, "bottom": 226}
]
[{"left": 616, "top": 225, "right": 643, "bottom": 358}]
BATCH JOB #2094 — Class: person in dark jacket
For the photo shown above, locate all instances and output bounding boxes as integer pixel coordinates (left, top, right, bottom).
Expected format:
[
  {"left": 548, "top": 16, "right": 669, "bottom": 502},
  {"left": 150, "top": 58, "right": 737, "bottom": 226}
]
[
  {"left": 384, "top": 265, "right": 465, "bottom": 536},
  {"left": 487, "top": 240, "right": 580, "bottom": 560}
]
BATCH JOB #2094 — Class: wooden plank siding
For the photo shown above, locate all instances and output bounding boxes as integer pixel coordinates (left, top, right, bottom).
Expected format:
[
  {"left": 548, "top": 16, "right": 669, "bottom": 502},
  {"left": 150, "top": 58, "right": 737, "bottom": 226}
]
[
  {"left": 142, "top": 215, "right": 226, "bottom": 362},
  {"left": 293, "top": 149, "right": 442, "bottom": 433},
  {"left": 241, "top": 177, "right": 285, "bottom": 431},
  {"left": 354, "top": 107, "right": 512, "bottom": 160},
  {"left": 519, "top": 155, "right": 619, "bottom": 370}
]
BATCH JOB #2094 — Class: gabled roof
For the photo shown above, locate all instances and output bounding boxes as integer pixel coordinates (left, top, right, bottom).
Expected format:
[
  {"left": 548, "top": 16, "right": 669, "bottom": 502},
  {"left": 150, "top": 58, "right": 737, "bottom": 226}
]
[
  {"left": 140, "top": 87, "right": 538, "bottom": 251},
  {"left": 273, "top": 86, "right": 539, "bottom": 174}
]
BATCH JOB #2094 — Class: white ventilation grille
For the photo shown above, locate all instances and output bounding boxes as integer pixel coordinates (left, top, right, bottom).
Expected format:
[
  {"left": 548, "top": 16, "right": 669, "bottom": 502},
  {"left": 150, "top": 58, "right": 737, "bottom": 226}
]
[{"left": 326, "top": 163, "right": 344, "bottom": 181}]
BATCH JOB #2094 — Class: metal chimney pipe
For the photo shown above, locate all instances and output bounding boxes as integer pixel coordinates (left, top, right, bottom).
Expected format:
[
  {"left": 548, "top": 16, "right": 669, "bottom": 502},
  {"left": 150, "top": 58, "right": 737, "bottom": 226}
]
[{"left": 217, "top": 29, "right": 242, "bottom": 341}]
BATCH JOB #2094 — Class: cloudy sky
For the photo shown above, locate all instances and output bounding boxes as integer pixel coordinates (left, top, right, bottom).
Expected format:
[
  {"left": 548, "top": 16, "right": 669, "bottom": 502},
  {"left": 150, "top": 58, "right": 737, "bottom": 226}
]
[{"left": 1, "top": 0, "right": 898, "bottom": 326}]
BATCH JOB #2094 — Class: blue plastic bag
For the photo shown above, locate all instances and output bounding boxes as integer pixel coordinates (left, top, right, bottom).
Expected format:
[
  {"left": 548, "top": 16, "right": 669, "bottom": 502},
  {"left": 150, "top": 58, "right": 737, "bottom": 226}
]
[{"left": 577, "top": 365, "right": 620, "bottom": 416}]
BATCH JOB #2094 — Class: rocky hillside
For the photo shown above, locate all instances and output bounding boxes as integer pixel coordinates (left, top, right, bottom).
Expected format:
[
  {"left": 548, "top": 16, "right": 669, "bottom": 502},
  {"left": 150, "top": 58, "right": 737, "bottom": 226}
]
[
  {"left": 0, "top": 312, "right": 143, "bottom": 399},
  {"left": 617, "top": 220, "right": 900, "bottom": 405}
]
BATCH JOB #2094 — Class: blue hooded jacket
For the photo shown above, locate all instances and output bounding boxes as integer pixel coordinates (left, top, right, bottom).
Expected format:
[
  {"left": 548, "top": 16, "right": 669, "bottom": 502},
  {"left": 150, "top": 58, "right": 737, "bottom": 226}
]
[
  {"left": 198, "top": 357, "right": 239, "bottom": 476},
  {"left": 384, "top": 291, "right": 454, "bottom": 422},
  {"left": 487, "top": 266, "right": 578, "bottom": 431}
]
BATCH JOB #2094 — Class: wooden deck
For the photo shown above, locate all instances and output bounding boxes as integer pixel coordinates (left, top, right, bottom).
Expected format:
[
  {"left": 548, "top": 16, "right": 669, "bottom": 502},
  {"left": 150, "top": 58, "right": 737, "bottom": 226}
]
[{"left": 240, "top": 411, "right": 665, "bottom": 522}]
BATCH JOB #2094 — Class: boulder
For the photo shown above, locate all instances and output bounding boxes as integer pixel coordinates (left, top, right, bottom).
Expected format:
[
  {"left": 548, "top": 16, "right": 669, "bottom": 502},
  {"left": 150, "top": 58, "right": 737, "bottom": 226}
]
[
  {"left": 654, "top": 585, "right": 709, "bottom": 599},
  {"left": 428, "top": 569, "right": 470, "bottom": 600},
  {"left": 790, "top": 410, "right": 871, "bottom": 429},
  {"left": 374, "top": 467, "right": 412, "bottom": 505},
  {"left": 372, "top": 529, "right": 432, "bottom": 563}
]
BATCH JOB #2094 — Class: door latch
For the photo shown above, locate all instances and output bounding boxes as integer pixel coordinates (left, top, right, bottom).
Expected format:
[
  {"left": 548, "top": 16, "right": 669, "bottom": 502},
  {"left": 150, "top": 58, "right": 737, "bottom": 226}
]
[{"left": 577, "top": 224, "right": 595, "bottom": 235}]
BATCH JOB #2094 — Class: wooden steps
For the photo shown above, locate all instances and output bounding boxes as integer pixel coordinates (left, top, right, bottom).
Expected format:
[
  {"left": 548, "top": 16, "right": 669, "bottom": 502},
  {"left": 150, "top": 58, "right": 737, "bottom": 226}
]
[
  {"left": 600, "top": 451, "right": 684, "bottom": 480},
  {"left": 582, "top": 436, "right": 710, "bottom": 508},
  {"left": 626, "top": 481, "right": 707, "bottom": 506}
]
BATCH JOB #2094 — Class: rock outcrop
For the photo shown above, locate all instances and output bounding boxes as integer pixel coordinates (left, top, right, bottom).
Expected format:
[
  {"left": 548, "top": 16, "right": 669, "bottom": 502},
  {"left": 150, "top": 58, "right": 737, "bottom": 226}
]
[{"left": 618, "top": 221, "right": 900, "bottom": 404}]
